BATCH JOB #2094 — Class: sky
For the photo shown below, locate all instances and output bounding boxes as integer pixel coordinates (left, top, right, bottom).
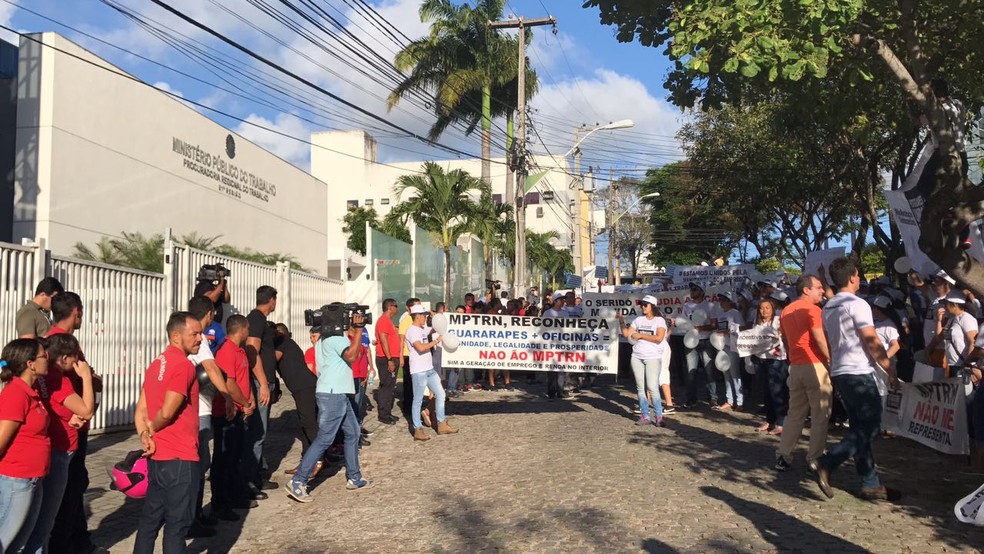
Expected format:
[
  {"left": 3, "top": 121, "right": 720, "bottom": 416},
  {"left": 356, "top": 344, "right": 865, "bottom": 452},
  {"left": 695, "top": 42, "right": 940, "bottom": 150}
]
[{"left": 1, "top": 0, "right": 687, "bottom": 174}]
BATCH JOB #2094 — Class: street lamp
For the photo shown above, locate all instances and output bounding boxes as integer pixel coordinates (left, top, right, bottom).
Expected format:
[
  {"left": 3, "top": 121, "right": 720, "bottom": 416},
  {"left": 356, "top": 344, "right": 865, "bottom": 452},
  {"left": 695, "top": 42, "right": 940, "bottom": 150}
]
[
  {"left": 604, "top": 191, "right": 658, "bottom": 285},
  {"left": 568, "top": 119, "right": 635, "bottom": 289}
]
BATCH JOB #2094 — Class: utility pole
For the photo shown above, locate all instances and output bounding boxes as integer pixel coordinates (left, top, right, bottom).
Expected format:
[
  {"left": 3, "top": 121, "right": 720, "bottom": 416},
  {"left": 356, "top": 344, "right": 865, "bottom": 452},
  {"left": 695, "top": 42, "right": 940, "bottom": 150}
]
[
  {"left": 608, "top": 170, "right": 619, "bottom": 286},
  {"left": 490, "top": 15, "right": 555, "bottom": 300}
]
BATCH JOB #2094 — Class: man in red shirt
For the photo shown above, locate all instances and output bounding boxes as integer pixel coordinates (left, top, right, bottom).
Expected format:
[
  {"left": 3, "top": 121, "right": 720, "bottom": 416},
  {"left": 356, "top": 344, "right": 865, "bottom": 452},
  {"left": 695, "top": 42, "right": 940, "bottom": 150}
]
[
  {"left": 133, "top": 312, "right": 203, "bottom": 554},
  {"left": 374, "top": 299, "right": 401, "bottom": 425},
  {"left": 775, "top": 274, "right": 832, "bottom": 472}
]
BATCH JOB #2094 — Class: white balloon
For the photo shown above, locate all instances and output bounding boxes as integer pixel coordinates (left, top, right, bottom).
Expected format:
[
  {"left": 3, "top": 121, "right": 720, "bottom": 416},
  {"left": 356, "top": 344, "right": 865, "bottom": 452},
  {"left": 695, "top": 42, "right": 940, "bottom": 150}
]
[
  {"left": 627, "top": 335, "right": 639, "bottom": 346},
  {"left": 714, "top": 350, "right": 731, "bottom": 372},
  {"left": 744, "top": 358, "right": 756, "bottom": 375},
  {"left": 674, "top": 316, "right": 694, "bottom": 332},
  {"left": 441, "top": 333, "right": 460, "bottom": 352},
  {"left": 893, "top": 256, "right": 912, "bottom": 275},
  {"left": 709, "top": 332, "right": 727, "bottom": 351},
  {"left": 431, "top": 313, "right": 449, "bottom": 335},
  {"left": 683, "top": 329, "right": 700, "bottom": 349}
]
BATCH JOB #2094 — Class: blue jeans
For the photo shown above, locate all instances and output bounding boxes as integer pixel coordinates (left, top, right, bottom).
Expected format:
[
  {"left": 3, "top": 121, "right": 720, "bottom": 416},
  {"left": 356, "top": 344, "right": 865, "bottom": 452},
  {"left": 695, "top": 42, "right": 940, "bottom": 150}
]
[
  {"left": 0, "top": 474, "right": 44, "bottom": 553},
  {"left": 630, "top": 357, "right": 662, "bottom": 418},
  {"left": 134, "top": 459, "right": 198, "bottom": 554},
  {"left": 291, "top": 393, "right": 361, "bottom": 488},
  {"left": 685, "top": 339, "right": 720, "bottom": 403},
  {"left": 411, "top": 369, "right": 446, "bottom": 429},
  {"left": 23, "top": 449, "right": 75, "bottom": 553},
  {"left": 721, "top": 351, "right": 743, "bottom": 406},
  {"left": 244, "top": 379, "right": 272, "bottom": 485},
  {"left": 818, "top": 373, "right": 882, "bottom": 489},
  {"left": 756, "top": 358, "right": 789, "bottom": 426}
]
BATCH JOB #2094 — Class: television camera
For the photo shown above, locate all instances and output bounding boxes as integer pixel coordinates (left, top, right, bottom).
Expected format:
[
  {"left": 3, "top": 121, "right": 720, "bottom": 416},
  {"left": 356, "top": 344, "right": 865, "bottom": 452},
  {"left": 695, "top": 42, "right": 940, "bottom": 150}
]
[{"left": 305, "top": 302, "right": 373, "bottom": 337}]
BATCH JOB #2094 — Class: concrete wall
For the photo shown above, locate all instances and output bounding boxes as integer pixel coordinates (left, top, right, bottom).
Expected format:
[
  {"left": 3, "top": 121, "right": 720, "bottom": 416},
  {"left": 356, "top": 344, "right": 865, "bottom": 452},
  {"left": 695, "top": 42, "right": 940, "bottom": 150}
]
[{"left": 13, "top": 33, "right": 331, "bottom": 272}]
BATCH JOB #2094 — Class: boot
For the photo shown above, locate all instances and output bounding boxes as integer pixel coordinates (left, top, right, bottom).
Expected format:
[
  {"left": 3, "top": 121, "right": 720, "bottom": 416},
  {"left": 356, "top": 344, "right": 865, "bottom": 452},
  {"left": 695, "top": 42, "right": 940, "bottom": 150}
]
[
  {"left": 413, "top": 427, "right": 431, "bottom": 441},
  {"left": 437, "top": 420, "right": 459, "bottom": 435}
]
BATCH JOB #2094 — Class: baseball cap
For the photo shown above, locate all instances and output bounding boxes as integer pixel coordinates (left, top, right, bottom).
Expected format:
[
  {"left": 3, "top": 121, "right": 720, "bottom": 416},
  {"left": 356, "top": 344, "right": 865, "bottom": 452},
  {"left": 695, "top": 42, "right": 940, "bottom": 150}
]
[
  {"left": 410, "top": 305, "right": 430, "bottom": 315},
  {"left": 717, "top": 291, "right": 734, "bottom": 303},
  {"left": 641, "top": 295, "right": 659, "bottom": 306},
  {"left": 770, "top": 290, "right": 789, "bottom": 302},
  {"left": 870, "top": 295, "right": 892, "bottom": 310},
  {"left": 934, "top": 269, "right": 957, "bottom": 286},
  {"left": 945, "top": 290, "right": 967, "bottom": 304},
  {"left": 688, "top": 282, "right": 703, "bottom": 290},
  {"left": 552, "top": 292, "right": 565, "bottom": 301}
]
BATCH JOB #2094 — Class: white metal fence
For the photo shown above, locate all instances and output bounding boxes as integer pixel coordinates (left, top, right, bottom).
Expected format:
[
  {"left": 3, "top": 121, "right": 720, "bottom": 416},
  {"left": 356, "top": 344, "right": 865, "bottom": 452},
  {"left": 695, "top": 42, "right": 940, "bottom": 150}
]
[{"left": 0, "top": 237, "right": 344, "bottom": 433}]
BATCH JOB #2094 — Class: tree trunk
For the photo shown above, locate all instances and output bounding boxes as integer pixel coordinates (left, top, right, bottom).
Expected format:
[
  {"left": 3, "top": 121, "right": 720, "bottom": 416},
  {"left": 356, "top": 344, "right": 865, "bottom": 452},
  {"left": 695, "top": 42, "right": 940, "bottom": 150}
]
[
  {"left": 444, "top": 246, "right": 452, "bottom": 306},
  {"left": 505, "top": 112, "right": 515, "bottom": 204},
  {"left": 481, "top": 85, "right": 492, "bottom": 185}
]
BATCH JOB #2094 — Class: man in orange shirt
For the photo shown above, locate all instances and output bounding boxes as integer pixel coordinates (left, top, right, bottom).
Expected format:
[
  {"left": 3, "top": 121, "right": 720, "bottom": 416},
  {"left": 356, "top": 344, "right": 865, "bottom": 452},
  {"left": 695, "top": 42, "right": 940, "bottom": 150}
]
[{"left": 775, "top": 274, "right": 832, "bottom": 472}]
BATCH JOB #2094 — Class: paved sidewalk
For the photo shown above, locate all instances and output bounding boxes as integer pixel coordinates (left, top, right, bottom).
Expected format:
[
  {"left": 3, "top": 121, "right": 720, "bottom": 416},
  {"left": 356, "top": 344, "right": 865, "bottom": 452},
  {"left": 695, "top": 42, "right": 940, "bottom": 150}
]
[{"left": 84, "top": 378, "right": 984, "bottom": 553}]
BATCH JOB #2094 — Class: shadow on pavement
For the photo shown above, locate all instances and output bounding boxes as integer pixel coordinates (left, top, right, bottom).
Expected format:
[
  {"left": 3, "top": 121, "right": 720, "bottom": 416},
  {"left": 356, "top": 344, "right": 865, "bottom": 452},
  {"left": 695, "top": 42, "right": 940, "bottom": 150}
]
[{"left": 701, "top": 486, "right": 867, "bottom": 552}]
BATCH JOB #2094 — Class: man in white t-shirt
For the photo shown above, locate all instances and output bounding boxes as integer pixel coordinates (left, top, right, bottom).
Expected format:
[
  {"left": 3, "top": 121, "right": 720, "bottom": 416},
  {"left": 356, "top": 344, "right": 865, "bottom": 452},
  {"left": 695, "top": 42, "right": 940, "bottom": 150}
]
[
  {"left": 815, "top": 257, "right": 897, "bottom": 502},
  {"left": 682, "top": 283, "right": 721, "bottom": 407},
  {"left": 187, "top": 296, "right": 237, "bottom": 533},
  {"left": 406, "top": 305, "right": 458, "bottom": 441}
]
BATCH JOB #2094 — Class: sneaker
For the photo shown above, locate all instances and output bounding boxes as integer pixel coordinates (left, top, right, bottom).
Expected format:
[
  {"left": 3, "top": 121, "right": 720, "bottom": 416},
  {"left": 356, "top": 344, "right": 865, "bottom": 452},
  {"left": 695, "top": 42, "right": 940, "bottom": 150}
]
[
  {"left": 361, "top": 427, "right": 374, "bottom": 437},
  {"left": 635, "top": 416, "right": 650, "bottom": 425},
  {"left": 662, "top": 406, "right": 677, "bottom": 415},
  {"left": 775, "top": 456, "right": 792, "bottom": 472},
  {"left": 653, "top": 416, "right": 665, "bottom": 427},
  {"left": 285, "top": 481, "right": 313, "bottom": 503},
  {"left": 633, "top": 408, "right": 643, "bottom": 415},
  {"left": 346, "top": 478, "right": 375, "bottom": 491}
]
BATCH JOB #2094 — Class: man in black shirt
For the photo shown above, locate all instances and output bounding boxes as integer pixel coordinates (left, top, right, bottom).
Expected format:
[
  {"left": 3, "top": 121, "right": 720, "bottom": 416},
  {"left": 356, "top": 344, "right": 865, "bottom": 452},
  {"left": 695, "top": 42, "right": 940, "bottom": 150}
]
[
  {"left": 194, "top": 276, "right": 230, "bottom": 325},
  {"left": 273, "top": 323, "right": 320, "bottom": 476},
  {"left": 244, "top": 285, "right": 279, "bottom": 493}
]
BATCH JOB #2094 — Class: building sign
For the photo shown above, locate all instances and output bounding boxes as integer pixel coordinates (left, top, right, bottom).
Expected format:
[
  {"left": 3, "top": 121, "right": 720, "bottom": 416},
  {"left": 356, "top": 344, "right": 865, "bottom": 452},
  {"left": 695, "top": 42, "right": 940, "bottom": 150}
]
[
  {"left": 442, "top": 313, "right": 617, "bottom": 374},
  {"left": 172, "top": 136, "right": 278, "bottom": 203}
]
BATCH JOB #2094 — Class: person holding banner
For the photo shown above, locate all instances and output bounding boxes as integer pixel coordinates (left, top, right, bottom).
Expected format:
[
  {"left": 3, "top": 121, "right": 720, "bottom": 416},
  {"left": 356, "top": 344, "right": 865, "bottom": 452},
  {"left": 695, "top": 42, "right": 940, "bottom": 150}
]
[
  {"left": 406, "top": 305, "right": 458, "bottom": 441},
  {"left": 683, "top": 284, "right": 721, "bottom": 408},
  {"left": 814, "top": 257, "right": 898, "bottom": 501},
  {"left": 751, "top": 299, "right": 787, "bottom": 435},
  {"left": 929, "top": 291, "right": 978, "bottom": 375},
  {"left": 618, "top": 296, "right": 668, "bottom": 427},
  {"left": 712, "top": 292, "right": 745, "bottom": 411}
]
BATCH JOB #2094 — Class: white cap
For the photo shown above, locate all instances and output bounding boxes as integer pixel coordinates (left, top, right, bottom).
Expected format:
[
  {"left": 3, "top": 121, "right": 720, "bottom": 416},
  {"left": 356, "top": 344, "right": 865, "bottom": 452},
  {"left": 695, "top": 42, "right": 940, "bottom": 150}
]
[
  {"left": 945, "top": 290, "right": 967, "bottom": 304},
  {"left": 410, "top": 305, "right": 429, "bottom": 315},
  {"left": 641, "top": 295, "right": 659, "bottom": 305},
  {"left": 934, "top": 269, "right": 957, "bottom": 286}
]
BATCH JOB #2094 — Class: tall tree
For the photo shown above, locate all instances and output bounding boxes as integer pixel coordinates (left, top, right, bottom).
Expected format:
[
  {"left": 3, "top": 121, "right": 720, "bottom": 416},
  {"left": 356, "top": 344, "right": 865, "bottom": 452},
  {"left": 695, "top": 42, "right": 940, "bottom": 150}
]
[
  {"left": 391, "top": 162, "right": 490, "bottom": 304},
  {"left": 584, "top": 0, "right": 984, "bottom": 294},
  {"left": 341, "top": 206, "right": 381, "bottom": 256},
  {"left": 468, "top": 190, "right": 513, "bottom": 280},
  {"left": 389, "top": 0, "right": 538, "bottom": 184}
]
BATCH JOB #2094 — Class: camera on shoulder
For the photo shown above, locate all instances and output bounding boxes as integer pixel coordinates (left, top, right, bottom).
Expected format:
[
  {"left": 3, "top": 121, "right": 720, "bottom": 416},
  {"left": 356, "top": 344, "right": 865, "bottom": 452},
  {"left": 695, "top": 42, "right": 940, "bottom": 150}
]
[
  {"left": 486, "top": 279, "right": 502, "bottom": 291},
  {"left": 197, "top": 263, "right": 231, "bottom": 283},
  {"left": 305, "top": 302, "right": 373, "bottom": 337}
]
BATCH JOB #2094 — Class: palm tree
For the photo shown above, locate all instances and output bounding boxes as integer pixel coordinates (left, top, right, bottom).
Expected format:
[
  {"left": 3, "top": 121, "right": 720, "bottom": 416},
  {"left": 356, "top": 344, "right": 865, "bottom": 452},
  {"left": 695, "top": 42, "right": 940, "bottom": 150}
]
[
  {"left": 391, "top": 162, "right": 490, "bottom": 304},
  {"left": 526, "top": 230, "right": 573, "bottom": 289},
  {"left": 389, "top": 0, "right": 538, "bottom": 185},
  {"left": 468, "top": 190, "right": 513, "bottom": 280}
]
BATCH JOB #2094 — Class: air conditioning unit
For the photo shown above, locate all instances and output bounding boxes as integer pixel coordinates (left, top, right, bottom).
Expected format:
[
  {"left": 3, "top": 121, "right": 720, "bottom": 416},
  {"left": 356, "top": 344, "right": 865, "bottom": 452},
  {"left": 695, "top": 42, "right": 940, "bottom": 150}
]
[{"left": 542, "top": 190, "right": 555, "bottom": 201}]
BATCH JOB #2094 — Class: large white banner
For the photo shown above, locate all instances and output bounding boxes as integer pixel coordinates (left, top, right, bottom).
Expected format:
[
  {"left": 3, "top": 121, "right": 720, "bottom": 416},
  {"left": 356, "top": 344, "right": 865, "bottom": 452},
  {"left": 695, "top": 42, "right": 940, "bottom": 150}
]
[
  {"left": 882, "top": 378, "right": 969, "bottom": 455},
  {"left": 442, "top": 313, "right": 618, "bottom": 374},
  {"left": 884, "top": 189, "right": 935, "bottom": 273},
  {"left": 666, "top": 264, "right": 755, "bottom": 287}
]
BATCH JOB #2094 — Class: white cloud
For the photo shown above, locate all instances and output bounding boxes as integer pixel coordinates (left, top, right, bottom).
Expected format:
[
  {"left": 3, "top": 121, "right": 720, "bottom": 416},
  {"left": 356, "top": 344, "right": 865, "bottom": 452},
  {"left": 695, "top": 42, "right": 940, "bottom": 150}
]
[
  {"left": 0, "top": 3, "right": 21, "bottom": 45},
  {"left": 152, "top": 81, "right": 183, "bottom": 98},
  {"left": 234, "top": 113, "right": 312, "bottom": 170}
]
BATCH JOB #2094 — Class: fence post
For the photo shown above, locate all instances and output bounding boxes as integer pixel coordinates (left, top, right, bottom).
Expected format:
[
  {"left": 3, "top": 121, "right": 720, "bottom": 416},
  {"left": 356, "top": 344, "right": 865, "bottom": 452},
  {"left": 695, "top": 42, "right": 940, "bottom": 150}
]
[
  {"left": 277, "top": 261, "right": 291, "bottom": 326},
  {"left": 29, "top": 236, "right": 49, "bottom": 283},
  {"left": 163, "top": 228, "right": 177, "bottom": 313}
]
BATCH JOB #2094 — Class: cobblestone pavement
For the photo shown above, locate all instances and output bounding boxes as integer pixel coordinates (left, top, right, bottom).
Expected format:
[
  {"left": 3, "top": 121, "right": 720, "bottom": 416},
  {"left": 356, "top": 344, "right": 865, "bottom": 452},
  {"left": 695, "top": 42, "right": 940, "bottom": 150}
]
[{"left": 84, "top": 376, "right": 984, "bottom": 553}]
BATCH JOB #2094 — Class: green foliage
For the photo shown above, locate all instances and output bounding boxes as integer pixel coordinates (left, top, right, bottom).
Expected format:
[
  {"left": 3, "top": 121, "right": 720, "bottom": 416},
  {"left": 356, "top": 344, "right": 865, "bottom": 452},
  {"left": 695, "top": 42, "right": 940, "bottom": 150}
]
[
  {"left": 468, "top": 191, "right": 513, "bottom": 278},
  {"left": 754, "top": 257, "right": 781, "bottom": 275},
  {"left": 526, "top": 230, "right": 573, "bottom": 287},
  {"left": 860, "top": 243, "right": 887, "bottom": 276},
  {"left": 73, "top": 232, "right": 309, "bottom": 273},
  {"left": 342, "top": 206, "right": 380, "bottom": 256}
]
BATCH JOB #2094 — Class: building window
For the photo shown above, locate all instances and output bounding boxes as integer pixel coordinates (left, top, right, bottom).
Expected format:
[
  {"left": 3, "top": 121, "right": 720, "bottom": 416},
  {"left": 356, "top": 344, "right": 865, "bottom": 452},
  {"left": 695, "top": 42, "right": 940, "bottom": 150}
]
[
  {"left": 542, "top": 190, "right": 555, "bottom": 201},
  {"left": 493, "top": 193, "right": 502, "bottom": 205},
  {"left": 365, "top": 199, "right": 374, "bottom": 206},
  {"left": 347, "top": 200, "right": 359, "bottom": 210},
  {"left": 525, "top": 192, "right": 540, "bottom": 205},
  {"left": 536, "top": 207, "right": 544, "bottom": 218},
  {"left": 381, "top": 198, "right": 390, "bottom": 205}
]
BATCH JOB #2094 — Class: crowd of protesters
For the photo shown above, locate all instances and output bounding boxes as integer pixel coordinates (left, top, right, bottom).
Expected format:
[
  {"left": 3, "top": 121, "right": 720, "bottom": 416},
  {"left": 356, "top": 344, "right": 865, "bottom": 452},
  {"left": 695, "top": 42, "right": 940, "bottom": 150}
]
[{"left": 3, "top": 254, "right": 984, "bottom": 551}]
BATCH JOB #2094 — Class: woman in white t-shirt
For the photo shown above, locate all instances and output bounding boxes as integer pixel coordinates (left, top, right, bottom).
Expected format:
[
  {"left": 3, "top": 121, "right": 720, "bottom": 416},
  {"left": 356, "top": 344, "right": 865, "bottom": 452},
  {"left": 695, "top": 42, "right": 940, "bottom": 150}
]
[
  {"left": 713, "top": 293, "right": 745, "bottom": 411},
  {"left": 751, "top": 299, "right": 787, "bottom": 434},
  {"left": 870, "top": 296, "right": 902, "bottom": 396},
  {"left": 618, "top": 295, "right": 668, "bottom": 427},
  {"left": 931, "top": 290, "right": 978, "bottom": 371}
]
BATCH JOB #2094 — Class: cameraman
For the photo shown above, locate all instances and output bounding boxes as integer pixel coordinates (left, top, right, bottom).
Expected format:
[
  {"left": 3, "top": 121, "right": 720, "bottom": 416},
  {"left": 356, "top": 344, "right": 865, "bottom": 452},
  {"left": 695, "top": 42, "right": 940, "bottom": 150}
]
[
  {"left": 195, "top": 265, "right": 231, "bottom": 325},
  {"left": 285, "top": 305, "right": 373, "bottom": 502}
]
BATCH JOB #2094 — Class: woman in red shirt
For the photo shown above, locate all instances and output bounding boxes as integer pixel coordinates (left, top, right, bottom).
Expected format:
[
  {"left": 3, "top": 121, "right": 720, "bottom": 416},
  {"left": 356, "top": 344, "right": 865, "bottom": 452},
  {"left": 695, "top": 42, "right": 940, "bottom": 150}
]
[
  {"left": 24, "top": 333, "right": 95, "bottom": 553},
  {"left": 0, "top": 338, "right": 51, "bottom": 553}
]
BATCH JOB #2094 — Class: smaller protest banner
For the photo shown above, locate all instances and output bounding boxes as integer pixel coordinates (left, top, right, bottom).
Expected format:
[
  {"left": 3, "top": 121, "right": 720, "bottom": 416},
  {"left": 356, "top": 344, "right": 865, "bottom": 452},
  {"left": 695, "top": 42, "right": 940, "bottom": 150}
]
[
  {"left": 804, "top": 247, "right": 845, "bottom": 275},
  {"left": 882, "top": 377, "right": 969, "bottom": 455},
  {"left": 666, "top": 264, "right": 755, "bottom": 287},
  {"left": 735, "top": 325, "right": 780, "bottom": 357},
  {"left": 442, "top": 313, "right": 617, "bottom": 374}
]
